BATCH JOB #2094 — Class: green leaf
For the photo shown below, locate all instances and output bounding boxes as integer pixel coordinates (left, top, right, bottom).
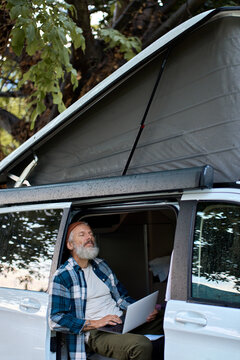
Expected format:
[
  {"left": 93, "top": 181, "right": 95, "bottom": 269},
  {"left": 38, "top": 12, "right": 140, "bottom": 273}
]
[
  {"left": 19, "top": 5, "right": 30, "bottom": 18},
  {"left": 52, "top": 92, "right": 62, "bottom": 105},
  {"left": 30, "top": 101, "right": 46, "bottom": 129},
  {"left": 11, "top": 27, "right": 25, "bottom": 56},
  {"left": 59, "top": 47, "right": 70, "bottom": 66},
  {"left": 57, "top": 27, "right": 67, "bottom": 45},
  {"left": 72, "top": 27, "right": 85, "bottom": 51},
  {"left": 55, "top": 66, "right": 64, "bottom": 79},
  {"left": 58, "top": 102, "right": 66, "bottom": 113},
  {"left": 9, "top": 5, "right": 22, "bottom": 20},
  {"left": 99, "top": 28, "right": 142, "bottom": 59},
  {"left": 26, "top": 40, "right": 41, "bottom": 56},
  {"left": 25, "top": 23, "right": 35, "bottom": 44}
]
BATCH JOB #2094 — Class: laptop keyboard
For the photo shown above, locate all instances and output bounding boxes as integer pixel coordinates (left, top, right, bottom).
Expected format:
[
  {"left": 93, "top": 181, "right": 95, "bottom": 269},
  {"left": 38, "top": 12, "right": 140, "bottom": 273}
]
[
  {"left": 99, "top": 314, "right": 125, "bottom": 333},
  {"left": 103, "top": 322, "right": 124, "bottom": 333}
]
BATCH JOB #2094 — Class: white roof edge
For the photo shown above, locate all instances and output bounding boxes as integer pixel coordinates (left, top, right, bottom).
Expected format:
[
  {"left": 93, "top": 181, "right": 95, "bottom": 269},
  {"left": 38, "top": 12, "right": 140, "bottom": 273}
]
[{"left": 0, "top": 8, "right": 219, "bottom": 172}]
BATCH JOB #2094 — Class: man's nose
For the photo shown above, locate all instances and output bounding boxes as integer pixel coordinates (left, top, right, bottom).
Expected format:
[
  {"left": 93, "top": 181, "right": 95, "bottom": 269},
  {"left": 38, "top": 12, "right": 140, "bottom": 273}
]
[{"left": 86, "top": 234, "right": 93, "bottom": 242}]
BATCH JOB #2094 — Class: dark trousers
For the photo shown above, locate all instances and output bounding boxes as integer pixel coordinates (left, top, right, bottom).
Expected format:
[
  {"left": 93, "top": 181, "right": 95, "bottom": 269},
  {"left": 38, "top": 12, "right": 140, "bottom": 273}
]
[{"left": 87, "top": 312, "right": 164, "bottom": 360}]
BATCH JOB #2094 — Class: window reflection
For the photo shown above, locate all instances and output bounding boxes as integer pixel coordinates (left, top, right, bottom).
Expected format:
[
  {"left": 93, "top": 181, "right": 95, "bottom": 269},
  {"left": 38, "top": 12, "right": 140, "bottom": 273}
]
[
  {"left": 192, "top": 203, "right": 240, "bottom": 305},
  {"left": 0, "top": 209, "right": 62, "bottom": 292}
]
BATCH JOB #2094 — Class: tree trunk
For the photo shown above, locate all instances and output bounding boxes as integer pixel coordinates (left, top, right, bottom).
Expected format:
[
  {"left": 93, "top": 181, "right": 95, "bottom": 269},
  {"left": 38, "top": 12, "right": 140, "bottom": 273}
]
[
  {"left": 0, "top": 1, "right": 14, "bottom": 57},
  {"left": 144, "top": 0, "right": 206, "bottom": 47},
  {"left": 61, "top": 0, "right": 104, "bottom": 104},
  {"left": 113, "top": 0, "right": 144, "bottom": 31},
  {"left": 66, "top": 0, "right": 101, "bottom": 70}
]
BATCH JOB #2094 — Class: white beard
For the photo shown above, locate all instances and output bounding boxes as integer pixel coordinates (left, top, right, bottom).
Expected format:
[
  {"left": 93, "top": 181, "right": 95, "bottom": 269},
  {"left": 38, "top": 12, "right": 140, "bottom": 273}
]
[{"left": 74, "top": 244, "right": 99, "bottom": 260}]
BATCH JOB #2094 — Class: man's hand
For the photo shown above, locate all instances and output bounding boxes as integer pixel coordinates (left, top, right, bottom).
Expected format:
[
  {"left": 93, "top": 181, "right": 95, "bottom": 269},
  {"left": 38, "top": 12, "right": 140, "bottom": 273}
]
[
  {"left": 146, "top": 308, "right": 159, "bottom": 322},
  {"left": 83, "top": 315, "right": 122, "bottom": 331}
]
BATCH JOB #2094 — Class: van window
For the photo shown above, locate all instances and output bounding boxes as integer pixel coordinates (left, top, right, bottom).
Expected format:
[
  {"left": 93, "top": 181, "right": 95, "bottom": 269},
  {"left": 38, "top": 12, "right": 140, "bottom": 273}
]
[
  {"left": 0, "top": 209, "right": 62, "bottom": 292},
  {"left": 192, "top": 202, "right": 240, "bottom": 306}
]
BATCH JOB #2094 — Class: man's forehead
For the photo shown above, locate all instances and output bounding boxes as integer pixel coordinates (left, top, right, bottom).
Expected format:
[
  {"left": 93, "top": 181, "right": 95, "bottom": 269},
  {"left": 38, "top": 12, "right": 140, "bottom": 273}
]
[{"left": 74, "top": 224, "right": 92, "bottom": 232}]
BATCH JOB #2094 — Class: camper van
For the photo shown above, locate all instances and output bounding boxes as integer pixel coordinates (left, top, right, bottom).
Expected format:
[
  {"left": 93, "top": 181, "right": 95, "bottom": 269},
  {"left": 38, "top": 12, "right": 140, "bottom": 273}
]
[{"left": 0, "top": 7, "right": 239, "bottom": 360}]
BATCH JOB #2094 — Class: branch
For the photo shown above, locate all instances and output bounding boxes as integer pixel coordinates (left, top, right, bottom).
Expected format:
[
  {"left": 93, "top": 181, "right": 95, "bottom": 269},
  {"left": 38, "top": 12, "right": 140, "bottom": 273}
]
[
  {"left": 0, "top": 107, "right": 21, "bottom": 135},
  {"left": 113, "top": 0, "right": 180, "bottom": 32},
  {"left": 159, "top": 0, "right": 179, "bottom": 14},
  {"left": 144, "top": 0, "right": 206, "bottom": 48},
  {"left": 0, "top": 77, "right": 18, "bottom": 86},
  {"left": 113, "top": 0, "right": 144, "bottom": 31},
  {"left": 0, "top": 91, "right": 27, "bottom": 98}
]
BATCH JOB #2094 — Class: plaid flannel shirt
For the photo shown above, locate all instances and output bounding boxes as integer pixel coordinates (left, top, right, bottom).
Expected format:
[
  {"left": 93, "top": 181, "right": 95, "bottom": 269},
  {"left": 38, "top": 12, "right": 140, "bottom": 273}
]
[{"left": 48, "top": 256, "right": 134, "bottom": 360}]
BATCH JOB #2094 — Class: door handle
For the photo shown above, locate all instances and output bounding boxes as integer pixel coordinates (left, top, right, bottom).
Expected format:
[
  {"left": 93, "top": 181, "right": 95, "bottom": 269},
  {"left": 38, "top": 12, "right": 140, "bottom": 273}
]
[
  {"left": 21, "top": 303, "right": 40, "bottom": 310},
  {"left": 175, "top": 312, "right": 207, "bottom": 327},
  {"left": 20, "top": 298, "right": 41, "bottom": 312}
]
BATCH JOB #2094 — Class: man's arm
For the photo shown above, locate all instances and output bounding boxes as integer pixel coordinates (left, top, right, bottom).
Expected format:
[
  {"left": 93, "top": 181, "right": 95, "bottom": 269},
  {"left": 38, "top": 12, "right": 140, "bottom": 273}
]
[
  {"left": 49, "top": 274, "right": 85, "bottom": 335},
  {"left": 49, "top": 279, "right": 122, "bottom": 334}
]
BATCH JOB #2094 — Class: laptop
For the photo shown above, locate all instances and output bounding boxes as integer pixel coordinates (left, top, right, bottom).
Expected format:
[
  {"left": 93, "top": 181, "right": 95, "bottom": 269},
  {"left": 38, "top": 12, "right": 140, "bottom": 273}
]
[{"left": 98, "top": 291, "right": 159, "bottom": 334}]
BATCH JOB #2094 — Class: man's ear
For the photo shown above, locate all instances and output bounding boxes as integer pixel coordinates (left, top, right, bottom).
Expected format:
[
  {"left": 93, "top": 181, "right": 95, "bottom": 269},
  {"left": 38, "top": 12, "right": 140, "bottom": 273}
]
[{"left": 66, "top": 240, "right": 73, "bottom": 251}]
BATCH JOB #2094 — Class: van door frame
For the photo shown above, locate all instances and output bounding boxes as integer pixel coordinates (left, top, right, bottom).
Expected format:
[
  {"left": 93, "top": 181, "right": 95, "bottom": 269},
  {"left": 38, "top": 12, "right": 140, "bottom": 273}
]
[{"left": 170, "top": 200, "right": 197, "bottom": 301}]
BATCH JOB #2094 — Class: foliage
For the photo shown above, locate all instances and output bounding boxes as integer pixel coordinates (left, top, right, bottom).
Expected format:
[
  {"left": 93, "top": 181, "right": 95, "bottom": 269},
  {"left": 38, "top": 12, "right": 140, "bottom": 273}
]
[
  {"left": 1, "top": 0, "right": 143, "bottom": 128},
  {"left": 0, "top": 57, "right": 28, "bottom": 119},
  {"left": 0, "top": 128, "right": 19, "bottom": 156},
  {"left": 5, "top": 0, "right": 85, "bottom": 128},
  {"left": 0, "top": 96, "right": 26, "bottom": 121},
  {"left": 99, "top": 28, "right": 142, "bottom": 60}
]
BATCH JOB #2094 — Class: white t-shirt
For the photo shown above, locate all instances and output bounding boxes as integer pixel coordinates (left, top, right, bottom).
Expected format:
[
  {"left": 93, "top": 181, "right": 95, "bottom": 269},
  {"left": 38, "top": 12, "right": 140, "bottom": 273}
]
[
  {"left": 82, "top": 264, "right": 123, "bottom": 343},
  {"left": 82, "top": 264, "right": 123, "bottom": 320}
]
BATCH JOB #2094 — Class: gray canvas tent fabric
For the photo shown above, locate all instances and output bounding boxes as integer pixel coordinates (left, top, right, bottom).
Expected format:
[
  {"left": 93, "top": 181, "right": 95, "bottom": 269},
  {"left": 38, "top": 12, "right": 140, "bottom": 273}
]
[
  {"left": 26, "top": 56, "right": 164, "bottom": 184},
  {"left": 128, "top": 16, "right": 240, "bottom": 184},
  {"left": 5, "top": 13, "right": 240, "bottom": 186}
]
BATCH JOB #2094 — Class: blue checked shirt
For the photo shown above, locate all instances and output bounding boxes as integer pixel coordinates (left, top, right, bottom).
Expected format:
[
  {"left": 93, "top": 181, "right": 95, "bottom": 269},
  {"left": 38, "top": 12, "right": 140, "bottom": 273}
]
[{"left": 49, "top": 257, "right": 135, "bottom": 360}]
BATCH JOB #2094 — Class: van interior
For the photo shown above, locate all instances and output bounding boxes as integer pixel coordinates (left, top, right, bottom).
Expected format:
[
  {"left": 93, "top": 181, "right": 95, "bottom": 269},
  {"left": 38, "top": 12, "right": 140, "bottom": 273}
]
[
  {"left": 62, "top": 205, "right": 178, "bottom": 304},
  {"left": 55, "top": 204, "right": 178, "bottom": 359}
]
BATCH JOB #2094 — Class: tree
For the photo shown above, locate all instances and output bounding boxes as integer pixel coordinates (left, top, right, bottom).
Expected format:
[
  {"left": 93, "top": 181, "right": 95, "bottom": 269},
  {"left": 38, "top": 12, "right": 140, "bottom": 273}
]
[{"left": 0, "top": 0, "right": 239, "bottom": 157}]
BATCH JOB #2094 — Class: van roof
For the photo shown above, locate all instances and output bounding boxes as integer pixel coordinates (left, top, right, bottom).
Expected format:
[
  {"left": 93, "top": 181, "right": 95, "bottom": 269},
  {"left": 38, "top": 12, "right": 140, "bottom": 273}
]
[{"left": 1, "top": 7, "right": 240, "bottom": 187}]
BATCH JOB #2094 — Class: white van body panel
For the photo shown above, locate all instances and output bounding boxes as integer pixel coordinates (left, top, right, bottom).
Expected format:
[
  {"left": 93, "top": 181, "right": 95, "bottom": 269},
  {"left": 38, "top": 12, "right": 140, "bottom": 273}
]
[
  {"left": 164, "top": 300, "right": 240, "bottom": 360},
  {"left": 165, "top": 188, "right": 240, "bottom": 360},
  {"left": 0, "top": 203, "right": 70, "bottom": 360},
  {"left": 0, "top": 288, "right": 49, "bottom": 360}
]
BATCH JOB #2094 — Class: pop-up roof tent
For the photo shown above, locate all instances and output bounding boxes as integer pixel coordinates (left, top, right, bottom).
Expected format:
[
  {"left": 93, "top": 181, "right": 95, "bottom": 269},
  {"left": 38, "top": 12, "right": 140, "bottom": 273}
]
[{"left": 1, "top": 7, "right": 240, "bottom": 187}]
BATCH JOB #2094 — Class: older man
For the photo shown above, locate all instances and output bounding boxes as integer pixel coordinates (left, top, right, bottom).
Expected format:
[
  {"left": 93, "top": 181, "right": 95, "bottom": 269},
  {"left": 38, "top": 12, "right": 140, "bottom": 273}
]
[{"left": 49, "top": 221, "right": 163, "bottom": 360}]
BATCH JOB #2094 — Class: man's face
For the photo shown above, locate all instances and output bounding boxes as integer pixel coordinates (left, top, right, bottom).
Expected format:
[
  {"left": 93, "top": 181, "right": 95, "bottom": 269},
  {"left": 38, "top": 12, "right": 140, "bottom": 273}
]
[
  {"left": 67, "top": 223, "right": 99, "bottom": 260},
  {"left": 71, "top": 223, "right": 95, "bottom": 248}
]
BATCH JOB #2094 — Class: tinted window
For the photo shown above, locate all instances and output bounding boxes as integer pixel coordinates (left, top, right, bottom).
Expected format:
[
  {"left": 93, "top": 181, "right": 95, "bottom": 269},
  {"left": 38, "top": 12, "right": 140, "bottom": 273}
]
[
  {"left": 192, "top": 202, "right": 240, "bottom": 306},
  {"left": 0, "top": 209, "right": 62, "bottom": 292}
]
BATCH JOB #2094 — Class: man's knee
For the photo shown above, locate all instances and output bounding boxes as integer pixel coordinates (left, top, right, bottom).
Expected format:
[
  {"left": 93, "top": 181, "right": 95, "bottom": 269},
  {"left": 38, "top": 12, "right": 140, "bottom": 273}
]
[{"left": 129, "top": 335, "right": 152, "bottom": 360}]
